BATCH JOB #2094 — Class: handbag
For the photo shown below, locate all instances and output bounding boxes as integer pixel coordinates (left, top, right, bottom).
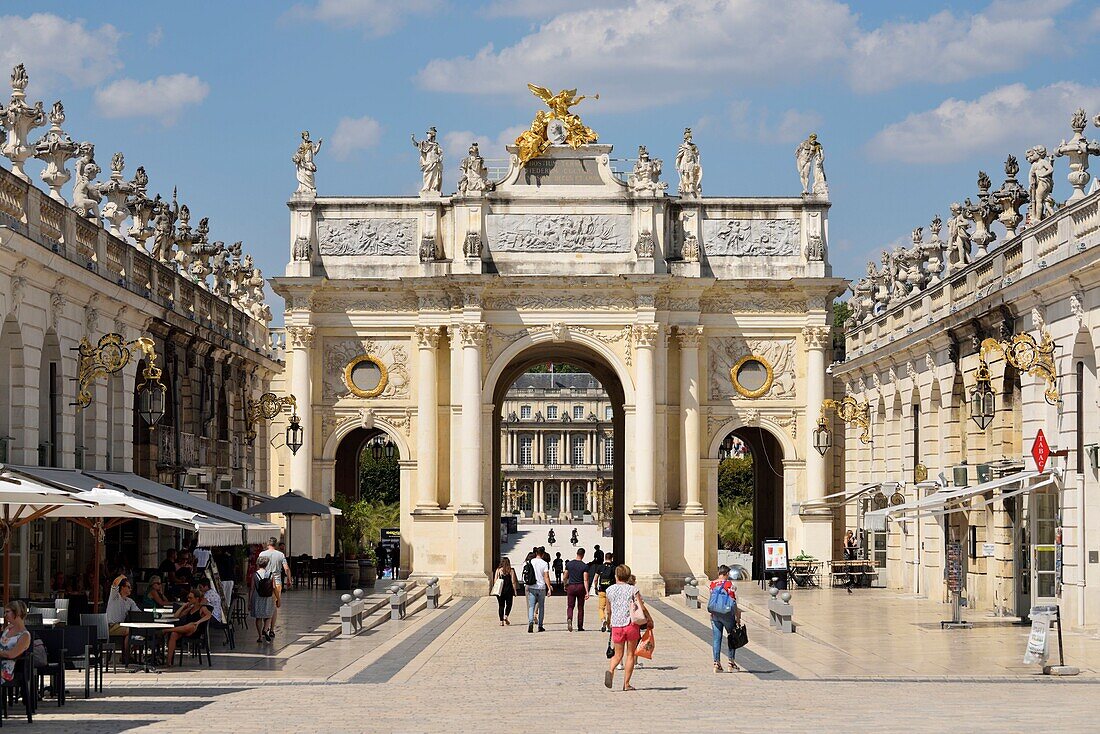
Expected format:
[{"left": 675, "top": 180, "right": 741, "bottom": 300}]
[
  {"left": 636, "top": 628, "right": 655, "bottom": 660},
  {"left": 730, "top": 622, "right": 749, "bottom": 649},
  {"left": 629, "top": 594, "right": 648, "bottom": 627},
  {"left": 605, "top": 630, "right": 615, "bottom": 659},
  {"left": 490, "top": 576, "right": 504, "bottom": 596}
]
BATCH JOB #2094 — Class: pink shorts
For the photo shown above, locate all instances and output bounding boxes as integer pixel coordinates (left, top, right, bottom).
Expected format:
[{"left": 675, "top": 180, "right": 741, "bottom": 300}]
[{"left": 611, "top": 624, "right": 641, "bottom": 644}]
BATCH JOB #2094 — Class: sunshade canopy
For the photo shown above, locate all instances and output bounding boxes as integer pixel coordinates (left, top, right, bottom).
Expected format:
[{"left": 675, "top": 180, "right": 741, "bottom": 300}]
[{"left": 245, "top": 490, "right": 342, "bottom": 517}]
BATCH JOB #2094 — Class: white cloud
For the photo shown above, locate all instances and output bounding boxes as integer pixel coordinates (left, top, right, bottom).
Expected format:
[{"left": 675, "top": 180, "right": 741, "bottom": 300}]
[
  {"left": 147, "top": 26, "right": 164, "bottom": 48},
  {"left": 849, "top": 1, "right": 1069, "bottom": 93},
  {"left": 482, "top": 0, "right": 631, "bottom": 19},
  {"left": 330, "top": 115, "right": 384, "bottom": 160},
  {"left": 727, "top": 102, "right": 822, "bottom": 144},
  {"left": 420, "top": 0, "right": 1076, "bottom": 107},
  {"left": 866, "top": 82, "right": 1100, "bottom": 164},
  {"left": 289, "top": 0, "right": 442, "bottom": 37},
  {"left": 418, "top": 0, "right": 857, "bottom": 110},
  {"left": 94, "top": 74, "right": 209, "bottom": 125},
  {"left": 0, "top": 13, "right": 121, "bottom": 90}
]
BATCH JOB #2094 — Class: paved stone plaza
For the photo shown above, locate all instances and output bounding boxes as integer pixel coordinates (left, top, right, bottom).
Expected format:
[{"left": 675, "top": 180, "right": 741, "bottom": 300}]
[{"left": 21, "top": 588, "right": 1099, "bottom": 733}]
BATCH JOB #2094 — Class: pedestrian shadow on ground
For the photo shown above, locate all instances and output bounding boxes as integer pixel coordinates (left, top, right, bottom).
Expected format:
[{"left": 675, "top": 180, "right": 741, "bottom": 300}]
[
  {"left": 638, "top": 665, "right": 678, "bottom": 671},
  {"left": 636, "top": 686, "right": 688, "bottom": 692}
]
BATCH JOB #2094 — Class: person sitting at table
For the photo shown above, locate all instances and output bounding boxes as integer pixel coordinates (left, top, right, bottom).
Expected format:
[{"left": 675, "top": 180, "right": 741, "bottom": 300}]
[
  {"left": 164, "top": 589, "right": 213, "bottom": 667},
  {"left": 50, "top": 571, "right": 70, "bottom": 598},
  {"left": 158, "top": 549, "right": 178, "bottom": 578},
  {"left": 0, "top": 601, "right": 32, "bottom": 684},
  {"left": 145, "top": 575, "right": 173, "bottom": 609},
  {"left": 197, "top": 577, "right": 225, "bottom": 623},
  {"left": 106, "top": 574, "right": 141, "bottom": 663},
  {"left": 171, "top": 566, "right": 193, "bottom": 600}
]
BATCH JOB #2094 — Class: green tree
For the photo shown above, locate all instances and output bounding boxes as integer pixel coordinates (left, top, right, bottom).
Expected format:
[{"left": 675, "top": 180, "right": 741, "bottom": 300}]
[
  {"left": 717, "top": 501, "right": 753, "bottom": 552},
  {"left": 358, "top": 449, "right": 400, "bottom": 504},
  {"left": 331, "top": 495, "right": 400, "bottom": 559},
  {"left": 718, "top": 456, "right": 754, "bottom": 505}
]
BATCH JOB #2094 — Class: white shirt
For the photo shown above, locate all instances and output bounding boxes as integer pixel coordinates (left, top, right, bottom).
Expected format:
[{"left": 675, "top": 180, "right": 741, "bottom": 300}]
[
  {"left": 106, "top": 583, "right": 140, "bottom": 626},
  {"left": 204, "top": 588, "right": 224, "bottom": 622},
  {"left": 259, "top": 548, "right": 289, "bottom": 582},
  {"left": 529, "top": 557, "right": 551, "bottom": 590}
]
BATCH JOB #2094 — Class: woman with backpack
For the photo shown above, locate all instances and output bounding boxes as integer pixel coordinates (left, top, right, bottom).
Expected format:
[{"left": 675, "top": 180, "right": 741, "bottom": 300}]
[
  {"left": 250, "top": 555, "right": 276, "bottom": 642},
  {"left": 707, "top": 565, "right": 742, "bottom": 672},
  {"left": 491, "top": 557, "right": 519, "bottom": 626}
]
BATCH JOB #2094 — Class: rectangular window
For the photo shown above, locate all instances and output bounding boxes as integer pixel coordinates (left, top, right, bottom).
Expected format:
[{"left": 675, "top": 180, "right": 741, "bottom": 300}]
[
  {"left": 545, "top": 435, "right": 559, "bottom": 465},
  {"left": 604, "top": 406, "right": 613, "bottom": 421},
  {"left": 547, "top": 405, "right": 558, "bottom": 420},
  {"left": 572, "top": 435, "right": 586, "bottom": 465},
  {"left": 520, "top": 405, "right": 531, "bottom": 420},
  {"left": 573, "top": 405, "right": 584, "bottom": 420},
  {"left": 519, "top": 436, "right": 533, "bottom": 465},
  {"left": 603, "top": 436, "right": 614, "bottom": 467}
]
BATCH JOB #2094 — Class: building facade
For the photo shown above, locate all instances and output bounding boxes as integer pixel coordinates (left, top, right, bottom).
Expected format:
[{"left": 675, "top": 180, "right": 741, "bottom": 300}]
[
  {"left": 500, "top": 370, "right": 614, "bottom": 522},
  {"left": 0, "top": 65, "right": 281, "bottom": 596},
  {"left": 272, "top": 95, "right": 844, "bottom": 596},
  {"left": 836, "top": 108, "right": 1100, "bottom": 629}
]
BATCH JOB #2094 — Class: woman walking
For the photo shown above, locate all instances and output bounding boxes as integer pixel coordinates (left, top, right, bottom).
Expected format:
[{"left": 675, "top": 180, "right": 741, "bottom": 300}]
[
  {"left": 604, "top": 564, "right": 642, "bottom": 691},
  {"left": 492, "top": 557, "right": 519, "bottom": 626},
  {"left": 707, "top": 565, "right": 742, "bottom": 672},
  {"left": 250, "top": 556, "right": 276, "bottom": 642}
]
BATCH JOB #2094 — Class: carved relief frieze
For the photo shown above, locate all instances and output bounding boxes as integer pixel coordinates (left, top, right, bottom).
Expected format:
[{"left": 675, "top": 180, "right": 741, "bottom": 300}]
[
  {"left": 321, "top": 406, "right": 413, "bottom": 443},
  {"left": 709, "top": 337, "right": 795, "bottom": 400},
  {"left": 310, "top": 295, "right": 419, "bottom": 312},
  {"left": 317, "top": 218, "right": 416, "bottom": 257},
  {"left": 482, "top": 291, "right": 634, "bottom": 311},
  {"left": 700, "top": 293, "right": 806, "bottom": 313},
  {"left": 702, "top": 218, "right": 800, "bottom": 256},
  {"left": 486, "top": 214, "right": 630, "bottom": 253},
  {"left": 322, "top": 336, "right": 409, "bottom": 401},
  {"left": 706, "top": 409, "right": 798, "bottom": 443},
  {"left": 487, "top": 323, "right": 634, "bottom": 365}
]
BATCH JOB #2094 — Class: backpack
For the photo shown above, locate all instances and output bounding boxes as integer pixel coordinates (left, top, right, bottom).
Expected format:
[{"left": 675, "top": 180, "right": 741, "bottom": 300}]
[
  {"left": 707, "top": 581, "right": 735, "bottom": 615},
  {"left": 522, "top": 560, "right": 537, "bottom": 586},
  {"left": 256, "top": 571, "right": 274, "bottom": 598}
]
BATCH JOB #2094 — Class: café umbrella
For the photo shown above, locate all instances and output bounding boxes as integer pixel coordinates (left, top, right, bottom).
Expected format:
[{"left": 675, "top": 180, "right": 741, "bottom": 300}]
[
  {"left": 0, "top": 470, "right": 94, "bottom": 605},
  {"left": 245, "top": 490, "right": 341, "bottom": 557}
]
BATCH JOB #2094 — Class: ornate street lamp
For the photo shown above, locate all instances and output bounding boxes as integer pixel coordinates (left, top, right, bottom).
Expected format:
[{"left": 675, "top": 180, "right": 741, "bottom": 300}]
[
  {"left": 369, "top": 435, "right": 396, "bottom": 461},
  {"left": 814, "top": 395, "right": 871, "bottom": 456},
  {"left": 245, "top": 392, "right": 299, "bottom": 449},
  {"left": 285, "top": 413, "right": 304, "bottom": 455},
  {"left": 970, "top": 330, "right": 1059, "bottom": 431},
  {"left": 75, "top": 333, "right": 165, "bottom": 426},
  {"left": 718, "top": 435, "right": 736, "bottom": 461}
]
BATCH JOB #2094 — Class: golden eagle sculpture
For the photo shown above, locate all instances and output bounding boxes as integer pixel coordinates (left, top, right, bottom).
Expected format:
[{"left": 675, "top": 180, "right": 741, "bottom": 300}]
[{"left": 514, "top": 84, "right": 600, "bottom": 165}]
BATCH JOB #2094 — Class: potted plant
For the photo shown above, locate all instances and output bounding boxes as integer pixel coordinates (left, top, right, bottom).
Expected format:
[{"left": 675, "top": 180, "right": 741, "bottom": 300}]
[{"left": 358, "top": 545, "right": 377, "bottom": 587}]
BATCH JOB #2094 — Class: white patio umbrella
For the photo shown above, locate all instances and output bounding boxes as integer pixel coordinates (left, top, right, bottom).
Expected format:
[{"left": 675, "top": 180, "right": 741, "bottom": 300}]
[{"left": 0, "top": 470, "right": 94, "bottom": 605}]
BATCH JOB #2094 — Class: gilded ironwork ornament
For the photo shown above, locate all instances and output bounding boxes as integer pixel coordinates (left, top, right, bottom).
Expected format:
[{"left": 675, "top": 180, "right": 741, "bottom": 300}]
[
  {"left": 817, "top": 395, "right": 872, "bottom": 445},
  {"left": 245, "top": 392, "right": 298, "bottom": 441},
  {"left": 730, "top": 355, "right": 775, "bottom": 399},
  {"left": 75, "top": 333, "right": 162, "bottom": 409},
  {"left": 979, "top": 331, "right": 1059, "bottom": 405},
  {"left": 514, "top": 84, "right": 600, "bottom": 165}
]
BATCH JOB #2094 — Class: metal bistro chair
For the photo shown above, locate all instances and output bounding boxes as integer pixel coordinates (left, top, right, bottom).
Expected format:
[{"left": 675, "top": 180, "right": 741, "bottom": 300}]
[
  {"left": 31, "top": 627, "right": 65, "bottom": 708},
  {"left": 79, "top": 612, "right": 116, "bottom": 684},
  {"left": 0, "top": 645, "right": 35, "bottom": 724},
  {"left": 62, "top": 624, "right": 96, "bottom": 698},
  {"left": 174, "top": 618, "right": 213, "bottom": 668}
]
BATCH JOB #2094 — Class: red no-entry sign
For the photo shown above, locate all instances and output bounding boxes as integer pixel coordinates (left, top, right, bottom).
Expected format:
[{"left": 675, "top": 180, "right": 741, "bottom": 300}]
[{"left": 1032, "top": 430, "right": 1050, "bottom": 473}]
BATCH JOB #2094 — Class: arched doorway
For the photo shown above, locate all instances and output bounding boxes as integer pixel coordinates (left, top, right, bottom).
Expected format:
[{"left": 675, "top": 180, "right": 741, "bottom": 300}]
[
  {"left": 491, "top": 343, "right": 626, "bottom": 567},
  {"left": 332, "top": 426, "right": 402, "bottom": 575},
  {"left": 715, "top": 425, "right": 785, "bottom": 579}
]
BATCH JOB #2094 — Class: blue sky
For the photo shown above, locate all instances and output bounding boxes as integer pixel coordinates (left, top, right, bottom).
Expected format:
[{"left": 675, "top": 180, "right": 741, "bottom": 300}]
[{"left": 4, "top": 0, "right": 1100, "bottom": 318}]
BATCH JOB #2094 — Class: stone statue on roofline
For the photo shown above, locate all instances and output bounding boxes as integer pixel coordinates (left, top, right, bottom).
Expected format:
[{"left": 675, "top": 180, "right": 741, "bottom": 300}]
[
  {"left": 457, "top": 142, "right": 492, "bottom": 196},
  {"left": 71, "top": 142, "right": 103, "bottom": 223},
  {"left": 1, "top": 63, "right": 47, "bottom": 181},
  {"left": 33, "top": 101, "right": 78, "bottom": 203},
  {"left": 1025, "top": 145, "right": 1056, "bottom": 225},
  {"left": 292, "top": 130, "right": 322, "bottom": 195},
  {"left": 947, "top": 201, "right": 971, "bottom": 271},
  {"left": 411, "top": 126, "right": 443, "bottom": 195},
  {"left": 795, "top": 132, "right": 828, "bottom": 196},
  {"left": 675, "top": 127, "right": 702, "bottom": 197},
  {"left": 627, "top": 145, "right": 667, "bottom": 195}
]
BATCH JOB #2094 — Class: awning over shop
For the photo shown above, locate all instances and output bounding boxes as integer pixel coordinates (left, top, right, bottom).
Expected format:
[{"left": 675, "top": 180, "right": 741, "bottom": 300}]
[
  {"left": 793, "top": 482, "right": 894, "bottom": 514},
  {"left": 86, "top": 471, "right": 279, "bottom": 545},
  {"left": 867, "top": 470, "right": 1054, "bottom": 521},
  {"left": 229, "top": 487, "right": 274, "bottom": 504}
]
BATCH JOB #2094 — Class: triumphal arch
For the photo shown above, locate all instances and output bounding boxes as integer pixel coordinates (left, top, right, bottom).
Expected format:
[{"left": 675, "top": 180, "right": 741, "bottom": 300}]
[{"left": 272, "top": 88, "right": 845, "bottom": 595}]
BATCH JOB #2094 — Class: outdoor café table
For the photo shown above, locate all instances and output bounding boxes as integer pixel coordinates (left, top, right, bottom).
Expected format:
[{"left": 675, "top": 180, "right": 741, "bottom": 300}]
[
  {"left": 789, "top": 560, "right": 820, "bottom": 588},
  {"left": 119, "top": 622, "right": 174, "bottom": 672}
]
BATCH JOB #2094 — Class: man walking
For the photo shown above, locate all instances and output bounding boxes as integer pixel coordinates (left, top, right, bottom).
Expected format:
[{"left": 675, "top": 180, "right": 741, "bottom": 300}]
[
  {"left": 596, "top": 552, "right": 616, "bottom": 632},
  {"left": 564, "top": 548, "right": 590, "bottom": 632},
  {"left": 258, "top": 537, "right": 292, "bottom": 640},
  {"left": 593, "top": 544, "right": 604, "bottom": 565},
  {"left": 525, "top": 546, "right": 552, "bottom": 633}
]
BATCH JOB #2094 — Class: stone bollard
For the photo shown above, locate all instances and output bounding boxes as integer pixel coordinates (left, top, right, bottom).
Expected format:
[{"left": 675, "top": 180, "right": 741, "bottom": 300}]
[
  {"left": 767, "top": 587, "right": 794, "bottom": 633},
  {"left": 389, "top": 582, "right": 409, "bottom": 621},
  {"left": 683, "top": 576, "right": 700, "bottom": 609},
  {"left": 425, "top": 577, "right": 441, "bottom": 609},
  {"left": 339, "top": 591, "right": 365, "bottom": 636}
]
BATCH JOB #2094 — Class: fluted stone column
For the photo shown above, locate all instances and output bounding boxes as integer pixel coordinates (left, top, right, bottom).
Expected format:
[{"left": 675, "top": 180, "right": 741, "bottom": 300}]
[
  {"left": 678, "top": 326, "right": 704, "bottom": 514},
  {"left": 632, "top": 324, "right": 660, "bottom": 513},
  {"left": 458, "top": 323, "right": 487, "bottom": 511},
  {"left": 287, "top": 325, "right": 314, "bottom": 497},
  {"left": 803, "top": 326, "right": 830, "bottom": 501},
  {"left": 414, "top": 326, "right": 441, "bottom": 510}
]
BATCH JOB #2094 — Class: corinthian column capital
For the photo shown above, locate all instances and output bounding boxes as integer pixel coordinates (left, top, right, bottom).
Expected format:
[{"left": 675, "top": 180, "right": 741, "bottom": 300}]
[{"left": 286, "top": 325, "right": 315, "bottom": 349}]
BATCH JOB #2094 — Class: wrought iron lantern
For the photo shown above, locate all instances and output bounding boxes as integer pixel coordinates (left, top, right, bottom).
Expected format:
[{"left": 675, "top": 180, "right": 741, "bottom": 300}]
[
  {"left": 76, "top": 333, "right": 166, "bottom": 426},
  {"left": 969, "top": 359, "right": 996, "bottom": 431},
  {"left": 970, "top": 330, "right": 1059, "bottom": 431},
  {"left": 285, "top": 413, "right": 304, "bottom": 455},
  {"left": 812, "top": 415, "right": 832, "bottom": 456},
  {"left": 718, "top": 435, "right": 736, "bottom": 461},
  {"left": 369, "top": 435, "right": 396, "bottom": 461},
  {"left": 814, "top": 395, "right": 871, "bottom": 456},
  {"left": 245, "top": 393, "right": 299, "bottom": 443}
]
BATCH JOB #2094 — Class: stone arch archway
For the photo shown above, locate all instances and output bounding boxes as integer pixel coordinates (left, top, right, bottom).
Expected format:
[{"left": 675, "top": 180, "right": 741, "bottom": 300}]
[{"left": 488, "top": 338, "right": 629, "bottom": 566}]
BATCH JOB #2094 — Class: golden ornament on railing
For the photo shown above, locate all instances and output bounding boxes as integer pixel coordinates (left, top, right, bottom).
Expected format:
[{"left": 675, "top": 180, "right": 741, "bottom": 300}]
[
  {"left": 813, "top": 395, "right": 872, "bottom": 456},
  {"left": 75, "top": 333, "right": 162, "bottom": 410},
  {"left": 514, "top": 84, "right": 600, "bottom": 165}
]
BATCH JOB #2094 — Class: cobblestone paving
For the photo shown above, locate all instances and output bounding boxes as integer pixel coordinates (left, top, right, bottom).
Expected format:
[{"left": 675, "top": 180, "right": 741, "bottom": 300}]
[{"left": 21, "top": 594, "right": 1100, "bottom": 733}]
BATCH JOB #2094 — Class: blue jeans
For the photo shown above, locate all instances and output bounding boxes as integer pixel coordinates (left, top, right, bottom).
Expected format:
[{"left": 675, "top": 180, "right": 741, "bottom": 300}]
[
  {"left": 711, "top": 614, "right": 736, "bottom": 663},
  {"left": 526, "top": 587, "right": 546, "bottom": 627}
]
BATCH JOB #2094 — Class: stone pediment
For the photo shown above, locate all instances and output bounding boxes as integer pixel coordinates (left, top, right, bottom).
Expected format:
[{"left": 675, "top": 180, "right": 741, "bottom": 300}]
[{"left": 496, "top": 145, "right": 626, "bottom": 196}]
